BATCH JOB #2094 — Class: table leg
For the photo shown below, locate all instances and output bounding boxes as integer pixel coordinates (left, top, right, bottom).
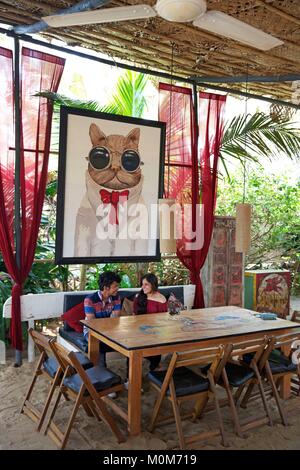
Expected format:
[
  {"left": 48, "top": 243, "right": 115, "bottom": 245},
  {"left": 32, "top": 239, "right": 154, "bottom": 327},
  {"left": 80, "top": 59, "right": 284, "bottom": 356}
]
[
  {"left": 280, "top": 375, "right": 291, "bottom": 399},
  {"left": 88, "top": 333, "right": 99, "bottom": 365},
  {"left": 128, "top": 350, "right": 143, "bottom": 436}
]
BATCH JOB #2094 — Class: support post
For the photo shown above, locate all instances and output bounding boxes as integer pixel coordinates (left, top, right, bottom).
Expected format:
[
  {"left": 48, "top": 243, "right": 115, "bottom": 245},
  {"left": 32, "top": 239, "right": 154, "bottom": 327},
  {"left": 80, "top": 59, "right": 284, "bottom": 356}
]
[{"left": 13, "top": 36, "right": 22, "bottom": 367}]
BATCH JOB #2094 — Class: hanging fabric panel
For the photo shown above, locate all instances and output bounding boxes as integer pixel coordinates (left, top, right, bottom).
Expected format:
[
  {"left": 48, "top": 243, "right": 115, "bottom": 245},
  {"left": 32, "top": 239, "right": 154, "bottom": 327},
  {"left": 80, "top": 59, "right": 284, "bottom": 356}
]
[{"left": 0, "top": 46, "right": 65, "bottom": 350}]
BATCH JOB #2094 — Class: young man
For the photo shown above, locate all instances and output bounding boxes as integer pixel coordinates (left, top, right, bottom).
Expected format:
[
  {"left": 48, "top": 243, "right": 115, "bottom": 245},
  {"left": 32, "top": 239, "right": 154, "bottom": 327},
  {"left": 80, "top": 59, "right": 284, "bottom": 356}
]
[{"left": 83, "top": 271, "right": 121, "bottom": 368}]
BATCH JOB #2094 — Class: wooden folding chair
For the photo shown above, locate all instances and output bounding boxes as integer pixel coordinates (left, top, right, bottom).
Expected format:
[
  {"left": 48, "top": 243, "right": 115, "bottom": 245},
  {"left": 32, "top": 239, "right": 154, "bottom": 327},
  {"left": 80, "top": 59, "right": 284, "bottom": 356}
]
[
  {"left": 148, "top": 345, "right": 231, "bottom": 450},
  {"left": 241, "top": 331, "right": 300, "bottom": 418},
  {"left": 21, "top": 329, "right": 94, "bottom": 432},
  {"left": 220, "top": 336, "right": 274, "bottom": 437},
  {"left": 44, "top": 341, "right": 126, "bottom": 449},
  {"left": 20, "top": 329, "right": 64, "bottom": 432}
]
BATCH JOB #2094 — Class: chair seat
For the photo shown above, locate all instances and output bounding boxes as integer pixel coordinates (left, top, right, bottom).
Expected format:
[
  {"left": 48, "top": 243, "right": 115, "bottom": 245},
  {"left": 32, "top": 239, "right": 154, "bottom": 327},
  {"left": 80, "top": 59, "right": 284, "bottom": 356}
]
[
  {"left": 224, "top": 362, "right": 254, "bottom": 387},
  {"left": 268, "top": 354, "right": 297, "bottom": 374},
  {"left": 148, "top": 367, "right": 209, "bottom": 397},
  {"left": 43, "top": 352, "right": 93, "bottom": 378},
  {"left": 63, "top": 365, "right": 122, "bottom": 395},
  {"left": 59, "top": 327, "right": 88, "bottom": 353}
]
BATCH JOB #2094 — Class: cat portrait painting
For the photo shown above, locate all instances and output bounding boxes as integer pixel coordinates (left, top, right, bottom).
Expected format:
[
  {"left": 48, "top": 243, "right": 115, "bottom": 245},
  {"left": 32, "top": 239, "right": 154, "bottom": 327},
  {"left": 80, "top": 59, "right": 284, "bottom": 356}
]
[{"left": 55, "top": 107, "right": 165, "bottom": 264}]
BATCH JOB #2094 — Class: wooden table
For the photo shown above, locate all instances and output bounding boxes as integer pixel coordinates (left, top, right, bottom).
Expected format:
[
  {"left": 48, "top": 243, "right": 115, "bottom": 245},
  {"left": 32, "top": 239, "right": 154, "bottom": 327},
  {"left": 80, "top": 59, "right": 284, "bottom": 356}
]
[{"left": 82, "top": 306, "right": 299, "bottom": 436}]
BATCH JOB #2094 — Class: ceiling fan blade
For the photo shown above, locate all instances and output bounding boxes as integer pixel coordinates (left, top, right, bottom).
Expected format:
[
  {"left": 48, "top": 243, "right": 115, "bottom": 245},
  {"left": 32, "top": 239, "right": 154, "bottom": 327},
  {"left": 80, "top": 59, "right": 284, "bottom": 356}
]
[
  {"left": 193, "top": 10, "right": 283, "bottom": 51},
  {"left": 42, "top": 4, "right": 157, "bottom": 28}
]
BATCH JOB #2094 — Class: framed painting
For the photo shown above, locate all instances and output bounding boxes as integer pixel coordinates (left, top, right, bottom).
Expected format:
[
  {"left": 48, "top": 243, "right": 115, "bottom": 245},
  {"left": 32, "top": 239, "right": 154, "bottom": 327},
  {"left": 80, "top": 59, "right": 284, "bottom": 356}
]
[{"left": 55, "top": 106, "right": 165, "bottom": 264}]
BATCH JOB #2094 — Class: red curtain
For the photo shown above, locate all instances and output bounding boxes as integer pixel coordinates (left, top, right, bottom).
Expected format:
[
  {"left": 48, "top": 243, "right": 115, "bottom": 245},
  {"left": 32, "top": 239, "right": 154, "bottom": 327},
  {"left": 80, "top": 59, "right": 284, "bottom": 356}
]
[
  {"left": 0, "top": 47, "right": 65, "bottom": 350},
  {"left": 158, "top": 83, "right": 202, "bottom": 305},
  {"left": 158, "top": 84, "right": 226, "bottom": 308},
  {"left": 197, "top": 91, "right": 227, "bottom": 307}
]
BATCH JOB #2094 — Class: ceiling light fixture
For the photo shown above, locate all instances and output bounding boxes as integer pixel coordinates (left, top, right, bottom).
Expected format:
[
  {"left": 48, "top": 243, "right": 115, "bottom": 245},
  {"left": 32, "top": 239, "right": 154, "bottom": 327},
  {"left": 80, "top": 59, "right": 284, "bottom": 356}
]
[{"left": 156, "top": 0, "right": 206, "bottom": 23}]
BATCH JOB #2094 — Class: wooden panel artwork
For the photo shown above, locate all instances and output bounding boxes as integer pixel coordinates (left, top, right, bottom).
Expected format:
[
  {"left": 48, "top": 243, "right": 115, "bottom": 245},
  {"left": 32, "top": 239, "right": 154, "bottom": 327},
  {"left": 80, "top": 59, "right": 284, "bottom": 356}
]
[
  {"left": 245, "top": 270, "right": 291, "bottom": 319},
  {"left": 202, "top": 217, "right": 244, "bottom": 308}
]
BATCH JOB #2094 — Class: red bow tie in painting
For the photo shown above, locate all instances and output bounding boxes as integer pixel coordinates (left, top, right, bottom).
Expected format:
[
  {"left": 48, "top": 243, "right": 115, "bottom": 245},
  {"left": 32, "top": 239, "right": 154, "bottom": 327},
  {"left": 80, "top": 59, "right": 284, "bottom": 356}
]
[{"left": 99, "top": 189, "right": 129, "bottom": 225}]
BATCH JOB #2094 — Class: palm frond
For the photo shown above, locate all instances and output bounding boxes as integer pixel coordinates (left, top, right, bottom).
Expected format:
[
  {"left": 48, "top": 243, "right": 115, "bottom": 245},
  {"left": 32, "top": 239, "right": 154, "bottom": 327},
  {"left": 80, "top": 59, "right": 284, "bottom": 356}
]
[
  {"left": 109, "top": 70, "right": 148, "bottom": 118},
  {"left": 220, "top": 112, "right": 300, "bottom": 165},
  {"left": 36, "top": 91, "right": 119, "bottom": 114}
]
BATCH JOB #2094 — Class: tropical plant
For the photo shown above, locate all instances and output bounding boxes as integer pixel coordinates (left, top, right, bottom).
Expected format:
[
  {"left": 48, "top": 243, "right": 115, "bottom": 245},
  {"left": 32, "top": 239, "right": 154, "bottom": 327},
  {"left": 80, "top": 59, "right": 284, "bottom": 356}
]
[
  {"left": 219, "top": 112, "right": 300, "bottom": 177},
  {"left": 108, "top": 70, "right": 148, "bottom": 117}
]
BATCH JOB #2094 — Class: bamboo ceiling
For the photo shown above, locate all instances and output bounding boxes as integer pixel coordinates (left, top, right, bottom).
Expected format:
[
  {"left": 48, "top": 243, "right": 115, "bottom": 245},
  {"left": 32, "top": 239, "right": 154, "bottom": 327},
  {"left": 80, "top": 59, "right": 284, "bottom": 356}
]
[{"left": 0, "top": 0, "right": 300, "bottom": 104}]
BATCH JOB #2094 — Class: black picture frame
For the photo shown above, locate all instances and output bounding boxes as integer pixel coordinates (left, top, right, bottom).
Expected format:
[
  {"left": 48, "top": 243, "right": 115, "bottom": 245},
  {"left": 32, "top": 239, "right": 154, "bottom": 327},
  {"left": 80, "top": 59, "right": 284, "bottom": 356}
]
[{"left": 55, "top": 106, "right": 165, "bottom": 265}]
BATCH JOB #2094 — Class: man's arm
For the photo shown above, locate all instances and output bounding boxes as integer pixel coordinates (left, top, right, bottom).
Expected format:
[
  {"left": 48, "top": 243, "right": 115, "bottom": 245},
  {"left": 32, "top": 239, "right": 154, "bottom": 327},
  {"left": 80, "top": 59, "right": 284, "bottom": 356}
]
[{"left": 84, "top": 297, "right": 95, "bottom": 321}]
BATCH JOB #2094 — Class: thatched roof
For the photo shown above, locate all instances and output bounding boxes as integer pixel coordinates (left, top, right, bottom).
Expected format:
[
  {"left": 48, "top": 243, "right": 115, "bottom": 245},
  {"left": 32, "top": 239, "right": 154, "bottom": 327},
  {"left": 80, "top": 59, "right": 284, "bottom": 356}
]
[{"left": 1, "top": 1, "right": 299, "bottom": 105}]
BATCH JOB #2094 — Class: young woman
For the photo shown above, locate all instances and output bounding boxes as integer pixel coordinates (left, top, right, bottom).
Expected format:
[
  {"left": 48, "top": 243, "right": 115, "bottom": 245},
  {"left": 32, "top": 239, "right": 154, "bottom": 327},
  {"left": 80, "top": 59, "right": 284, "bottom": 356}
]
[{"left": 133, "top": 273, "right": 167, "bottom": 371}]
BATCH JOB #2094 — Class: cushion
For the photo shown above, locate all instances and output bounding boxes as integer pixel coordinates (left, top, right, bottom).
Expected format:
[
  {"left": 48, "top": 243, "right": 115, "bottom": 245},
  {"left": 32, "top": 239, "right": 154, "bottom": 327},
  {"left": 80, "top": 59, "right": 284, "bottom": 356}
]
[
  {"left": 224, "top": 362, "right": 254, "bottom": 387},
  {"left": 63, "top": 365, "right": 122, "bottom": 395},
  {"left": 121, "top": 296, "right": 135, "bottom": 316},
  {"left": 268, "top": 349, "right": 297, "bottom": 374},
  {"left": 148, "top": 367, "right": 209, "bottom": 397},
  {"left": 61, "top": 301, "right": 85, "bottom": 333},
  {"left": 64, "top": 294, "right": 89, "bottom": 312},
  {"left": 59, "top": 327, "right": 88, "bottom": 353},
  {"left": 268, "top": 360, "right": 297, "bottom": 374}
]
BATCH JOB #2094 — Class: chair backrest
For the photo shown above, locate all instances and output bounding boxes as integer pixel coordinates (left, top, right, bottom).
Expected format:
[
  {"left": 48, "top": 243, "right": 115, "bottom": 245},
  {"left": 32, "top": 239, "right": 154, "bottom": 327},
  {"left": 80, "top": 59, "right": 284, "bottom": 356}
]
[
  {"left": 230, "top": 336, "right": 270, "bottom": 369},
  {"left": 177, "top": 344, "right": 232, "bottom": 382},
  {"left": 51, "top": 341, "right": 110, "bottom": 399},
  {"left": 50, "top": 340, "right": 76, "bottom": 374},
  {"left": 28, "top": 328, "right": 53, "bottom": 357},
  {"left": 272, "top": 330, "right": 300, "bottom": 349},
  {"left": 159, "top": 344, "right": 230, "bottom": 395}
]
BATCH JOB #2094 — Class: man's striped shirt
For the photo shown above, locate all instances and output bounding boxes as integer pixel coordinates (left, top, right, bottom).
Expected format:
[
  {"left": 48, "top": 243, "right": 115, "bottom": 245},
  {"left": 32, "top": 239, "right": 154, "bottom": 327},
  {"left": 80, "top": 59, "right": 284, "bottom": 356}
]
[{"left": 83, "top": 291, "right": 121, "bottom": 338}]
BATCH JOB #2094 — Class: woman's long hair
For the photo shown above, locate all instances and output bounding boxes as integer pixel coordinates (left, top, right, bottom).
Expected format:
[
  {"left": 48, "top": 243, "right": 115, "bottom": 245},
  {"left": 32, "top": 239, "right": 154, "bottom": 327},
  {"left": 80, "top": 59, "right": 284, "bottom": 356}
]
[{"left": 136, "top": 273, "right": 159, "bottom": 314}]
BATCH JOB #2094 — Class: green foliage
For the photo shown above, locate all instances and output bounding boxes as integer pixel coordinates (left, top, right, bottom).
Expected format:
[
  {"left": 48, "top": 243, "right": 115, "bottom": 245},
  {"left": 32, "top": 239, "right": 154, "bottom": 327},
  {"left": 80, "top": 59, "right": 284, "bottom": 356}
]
[
  {"left": 0, "top": 273, "right": 13, "bottom": 343},
  {"left": 149, "top": 258, "right": 190, "bottom": 286},
  {"left": 220, "top": 112, "right": 300, "bottom": 177},
  {"left": 85, "top": 264, "right": 136, "bottom": 290},
  {"left": 37, "top": 91, "right": 119, "bottom": 114},
  {"left": 109, "top": 70, "right": 148, "bottom": 118},
  {"left": 216, "top": 165, "right": 300, "bottom": 293}
]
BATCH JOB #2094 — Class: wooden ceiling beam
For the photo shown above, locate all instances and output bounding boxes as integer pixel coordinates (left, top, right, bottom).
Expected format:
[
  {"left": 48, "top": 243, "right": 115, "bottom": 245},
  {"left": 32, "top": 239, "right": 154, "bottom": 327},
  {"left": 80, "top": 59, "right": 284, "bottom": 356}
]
[
  {"left": 0, "top": 0, "right": 54, "bottom": 13},
  {"left": 76, "top": 26, "right": 236, "bottom": 77},
  {"left": 256, "top": 0, "right": 300, "bottom": 26}
]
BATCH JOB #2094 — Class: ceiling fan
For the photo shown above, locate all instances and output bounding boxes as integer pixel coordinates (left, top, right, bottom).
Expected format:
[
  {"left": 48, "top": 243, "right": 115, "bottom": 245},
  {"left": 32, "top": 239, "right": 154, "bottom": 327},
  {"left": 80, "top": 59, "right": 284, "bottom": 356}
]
[{"left": 42, "top": 0, "right": 283, "bottom": 51}]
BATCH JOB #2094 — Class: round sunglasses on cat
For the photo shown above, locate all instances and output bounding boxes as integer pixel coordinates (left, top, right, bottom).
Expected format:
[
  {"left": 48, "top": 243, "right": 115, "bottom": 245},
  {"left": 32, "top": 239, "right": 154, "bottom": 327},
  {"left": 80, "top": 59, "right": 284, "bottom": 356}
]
[{"left": 88, "top": 146, "right": 143, "bottom": 173}]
